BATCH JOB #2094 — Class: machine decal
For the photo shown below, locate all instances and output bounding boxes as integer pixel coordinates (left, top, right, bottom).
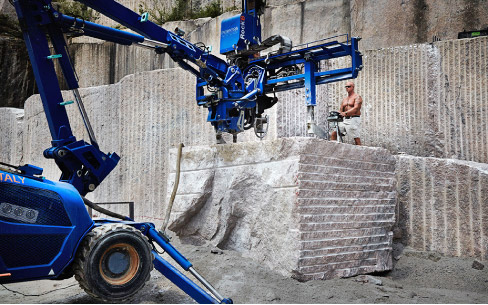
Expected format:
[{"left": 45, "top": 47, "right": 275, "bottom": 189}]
[
  {"left": 0, "top": 173, "right": 25, "bottom": 184},
  {"left": 222, "top": 26, "right": 238, "bottom": 36},
  {"left": 240, "top": 15, "right": 246, "bottom": 40}
]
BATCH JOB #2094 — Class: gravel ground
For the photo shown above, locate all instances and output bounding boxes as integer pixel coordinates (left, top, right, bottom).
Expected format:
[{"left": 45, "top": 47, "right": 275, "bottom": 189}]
[{"left": 1, "top": 238, "right": 487, "bottom": 304}]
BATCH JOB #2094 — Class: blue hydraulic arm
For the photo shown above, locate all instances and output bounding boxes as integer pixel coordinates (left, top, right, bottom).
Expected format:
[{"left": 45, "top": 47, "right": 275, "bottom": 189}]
[
  {"left": 146, "top": 227, "right": 232, "bottom": 304},
  {"left": 12, "top": 1, "right": 363, "bottom": 193},
  {"left": 11, "top": 0, "right": 228, "bottom": 195},
  {"left": 12, "top": 0, "right": 119, "bottom": 196},
  {"left": 51, "top": 0, "right": 363, "bottom": 137},
  {"left": 74, "top": 0, "right": 229, "bottom": 83}
]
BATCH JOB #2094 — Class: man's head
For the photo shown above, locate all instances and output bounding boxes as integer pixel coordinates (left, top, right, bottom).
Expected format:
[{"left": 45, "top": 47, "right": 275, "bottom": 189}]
[{"left": 345, "top": 81, "right": 355, "bottom": 93}]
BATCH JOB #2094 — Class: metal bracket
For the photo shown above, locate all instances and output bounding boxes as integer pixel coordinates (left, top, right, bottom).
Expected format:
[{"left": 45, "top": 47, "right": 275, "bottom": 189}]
[{"left": 140, "top": 12, "right": 149, "bottom": 22}]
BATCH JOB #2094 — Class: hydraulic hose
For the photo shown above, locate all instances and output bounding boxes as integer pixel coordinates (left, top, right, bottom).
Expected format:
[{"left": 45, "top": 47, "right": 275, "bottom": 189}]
[
  {"left": 160, "top": 143, "right": 184, "bottom": 232},
  {"left": 82, "top": 143, "right": 184, "bottom": 224},
  {"left": 82, "top": 196, "right": 131, "bottom": 221}
]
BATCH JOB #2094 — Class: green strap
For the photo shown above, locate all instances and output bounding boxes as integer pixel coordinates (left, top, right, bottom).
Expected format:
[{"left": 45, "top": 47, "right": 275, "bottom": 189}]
[
  {"left": 47, "top": 54, "right": 62, "bottom": 59},
  {"left": 59, "top": 100, "right": 74, "bottom": 106}
]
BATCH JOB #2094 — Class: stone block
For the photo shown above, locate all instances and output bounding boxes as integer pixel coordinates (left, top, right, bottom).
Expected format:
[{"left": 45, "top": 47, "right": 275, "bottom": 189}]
[
  {"left": 0, "top": 108, "right": 23, "bottom": 165},
  {"left": 395, "top": 155, "right": 488, "bottom": 261},
  {"left": 166, "top": 138, "right": 396, "bottom": 280}
]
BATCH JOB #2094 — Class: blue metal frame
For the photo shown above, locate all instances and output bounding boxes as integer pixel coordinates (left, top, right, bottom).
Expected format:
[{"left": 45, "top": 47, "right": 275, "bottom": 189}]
[
  {"left": 12, "top": 0, "right": 362, "bottom": 193},
  {"left": 0, "top": 169, "right": 94, "bottom": 283},
  {"left": 0, "top": 169, "right": 230, "bottom": 303},
  {"left": 153, "top": 254, "right": 218, "bottom": 304}
]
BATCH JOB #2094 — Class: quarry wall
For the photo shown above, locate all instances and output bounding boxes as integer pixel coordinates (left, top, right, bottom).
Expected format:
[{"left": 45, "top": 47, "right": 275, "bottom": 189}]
[
  {"left": 1, "top": 36, "right": 487, "bottom": 266},
  {"left": 87, "top": 0, "right": 488, "bottom": 50},
  {"left": 34, "top": 34, "right": 488, "bottom": 163},
  {"left": 1, "top": 0, "right": 487, "bottom": 108},
  {"left": 1, "top": 0, "right": 488, "bottom": 278},
  {"left": 329, "top": 36, "right": 488, "bottom": 163}
]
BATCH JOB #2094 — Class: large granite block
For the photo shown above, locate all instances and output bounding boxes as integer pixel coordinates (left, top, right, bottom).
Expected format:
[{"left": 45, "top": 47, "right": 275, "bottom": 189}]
[
  {"left": 166, "top": 137, "right": 396, "bottom": 280},
  {"left": 396, "top": 155, "right": 488, "bottom": 261}
]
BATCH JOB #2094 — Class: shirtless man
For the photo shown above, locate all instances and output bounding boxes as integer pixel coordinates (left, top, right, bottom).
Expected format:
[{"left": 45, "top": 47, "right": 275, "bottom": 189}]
[{"left": 330, "top": 81, "right": 363, "bottom": 145}]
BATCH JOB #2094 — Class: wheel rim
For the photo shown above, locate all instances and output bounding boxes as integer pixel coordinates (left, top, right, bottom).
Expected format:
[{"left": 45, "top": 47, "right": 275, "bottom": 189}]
[{"left": 99, "top": 243, "right": 140, "bottom": 285}]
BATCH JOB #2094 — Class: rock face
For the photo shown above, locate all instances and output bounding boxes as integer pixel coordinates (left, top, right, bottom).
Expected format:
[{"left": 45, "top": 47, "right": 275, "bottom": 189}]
[
  {"left": 0, "top": 0, "right": 16, "bottom": 19},
  {"left": 0, "top": 37, "right": 36, "bottom": 109},
  {"left": 396, "top": 155, "right": 488, "bottom": 261},
  {"left": 166, "top": 138, "right": 396, "bottom": 280},
  {"left": 77, "top": 0, "right": 488, "bottom": 50},
  {"left": 0, "top": 108, "right": 23, "bottom": 165},
  {"left": 15, "top": 68, "right": 268, "bottom": 221},
  {"left": 284, "top": 37, "right": 488, "bottom": 164},
  {"left": 350, "top": 0, "right": 488, "bottom": 50}
]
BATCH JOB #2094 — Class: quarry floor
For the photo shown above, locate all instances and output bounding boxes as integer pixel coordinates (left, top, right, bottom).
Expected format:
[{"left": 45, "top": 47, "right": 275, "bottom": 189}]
[{"left": 0, "top": 238, "right": 487, "bottom": 304}]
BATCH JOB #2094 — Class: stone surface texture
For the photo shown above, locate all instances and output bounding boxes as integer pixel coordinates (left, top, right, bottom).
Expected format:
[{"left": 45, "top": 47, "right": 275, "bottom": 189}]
[
  {"left": 11, "top": 68, "right": 273, "bottom": 222},
  {"left": 396, "top": 154, "right": 488, "bottom": 262},
  {"left": 14, "top": 36, "right": 487, "bottom": 164},
  {"left": 285, "top": 37, "right": 488, "bottom": 163},
  {"left": 166, "top": 138, "right": 396, "bottom": 280},
  {"left": 0, "top": 108, "right": 23, "bottom": 165},
  {"left": 350, "top": 0, "right": 488, "bottom": 50},
  {"left": 0, "top": 0, "right": 16, "bottom": 19}
]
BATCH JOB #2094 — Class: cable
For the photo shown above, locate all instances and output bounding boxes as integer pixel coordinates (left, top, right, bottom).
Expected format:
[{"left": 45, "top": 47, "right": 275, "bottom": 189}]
[
  {"left": 0, "top": 161, "right": 19, "bottom": 170},
  {"left": 160, "top": 143, "right": 184, "bottom": 232},
  {"left": 0, "top": 283, "right": 78, "bottom": 297},
  {"left": 82, "top": 197, "right": 130, "bottom": 221},
  {"left": 0, "top": 162, "right": 21, "bottom": 175},
  {"left": 194, "top": 42, "right": 207, "bottom": 52}
]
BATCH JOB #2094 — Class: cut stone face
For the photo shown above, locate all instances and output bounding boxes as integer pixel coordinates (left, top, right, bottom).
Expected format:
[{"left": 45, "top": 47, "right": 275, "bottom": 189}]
[{"left": 166, "top": 137, "right": 397, "bottom": 280}]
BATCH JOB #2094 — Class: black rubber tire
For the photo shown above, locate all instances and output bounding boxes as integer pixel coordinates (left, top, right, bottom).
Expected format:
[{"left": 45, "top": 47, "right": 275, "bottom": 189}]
[{"left": 73, "top": 224, "right": 154, "bottom": 302}]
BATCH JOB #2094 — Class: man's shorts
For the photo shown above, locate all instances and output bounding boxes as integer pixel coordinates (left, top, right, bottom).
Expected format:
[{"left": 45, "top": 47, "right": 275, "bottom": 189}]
[{"left": 338, "top": 116, "right": 361, "bottom": 139}]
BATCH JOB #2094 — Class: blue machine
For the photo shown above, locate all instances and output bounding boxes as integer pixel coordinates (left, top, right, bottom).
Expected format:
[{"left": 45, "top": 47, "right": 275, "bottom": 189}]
[
  {"left": 1, "top": 0, "right": 362, "bottom": 303},
  {"left": 220, "top": 2, "right": 262, "bottom": 55}
]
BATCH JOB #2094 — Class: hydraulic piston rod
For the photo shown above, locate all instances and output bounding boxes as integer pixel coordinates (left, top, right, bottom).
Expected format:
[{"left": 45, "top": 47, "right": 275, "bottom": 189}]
[
  {"left": 72, "top": 88, "right": 98, "bottom": 147},
  {"left": 148, "top": 227, "right": 232, "bottom": 304}
]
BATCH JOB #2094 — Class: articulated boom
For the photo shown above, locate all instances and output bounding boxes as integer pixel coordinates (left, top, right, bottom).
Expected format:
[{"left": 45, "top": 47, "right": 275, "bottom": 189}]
[{"left": 13, "top": 0, "right": 362, "bottom": 194}]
